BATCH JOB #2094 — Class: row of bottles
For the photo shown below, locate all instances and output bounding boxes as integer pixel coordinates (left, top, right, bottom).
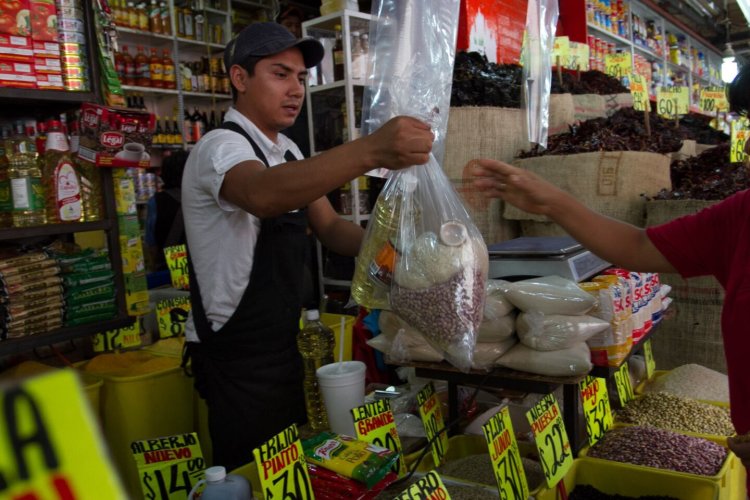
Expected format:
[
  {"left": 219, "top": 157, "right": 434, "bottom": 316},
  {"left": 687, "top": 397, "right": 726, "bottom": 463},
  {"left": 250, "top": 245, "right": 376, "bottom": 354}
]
[
  {"left": 181, "top": 56, "right": 230, "bottom": 95},
  {"left": 112, "top": 0, "right": 172, "bottom": 35},
  {"left": 151, "top": 108, "right": 225, "bottom": 146},
  {"left": 0, "top": 119, "right": 103, "bottom": 228},
  {"left": 115, "top": 46, "right": 176, "bottom": 89},
  {"left": 317, "top": 25, "right": 370, "bottom": 86},
  {"left": 175, "top": 0, "right": 225, "bottom": 44}
]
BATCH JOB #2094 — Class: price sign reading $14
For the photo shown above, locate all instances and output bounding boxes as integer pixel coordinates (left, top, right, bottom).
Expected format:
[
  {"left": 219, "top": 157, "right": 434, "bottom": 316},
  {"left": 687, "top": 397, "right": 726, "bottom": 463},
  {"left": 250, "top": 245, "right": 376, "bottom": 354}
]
[
  {"left": 643, "top": 339, "right": 656, "bottom": 380},
  {"left": 352, "top": 399, "right": 407, "bottom": 477},
  {"left": 525, "top": 394, "right": 573, "bottom": 488},
  {"left": 579, "top": 375, "right": 613, "bottom": 446},
  {"left": 731, "top": 118, "right": 749, "bottom": 163},
  {"left": 157, "top": 296, "right": 191, "bottom": 339},
  {"left": 92, "top": 320, "right": 141, "bottom": 353},
  {"left": 131, "top": 432, "right": 204, "bottom": 500},
  {"left": 614, "top": 362, "right": 636, "bottom": 406},
  {"left": 417, "top": 382, "right": 448, "bottom": 466},
  {"left": 253, "top": 424, "right": 313, "bottom": 500},
  {"left": 164, "top": 244, "right": 189, "bottom": 290},
  {"left": 482, "top": 407, "right": 529, "bottom": 500},
  {"left": 395, "top": 470, "right": 451, "bottom": 500},
  {"left": 629, "top": 74, "right": 651, "bottom": 111}
]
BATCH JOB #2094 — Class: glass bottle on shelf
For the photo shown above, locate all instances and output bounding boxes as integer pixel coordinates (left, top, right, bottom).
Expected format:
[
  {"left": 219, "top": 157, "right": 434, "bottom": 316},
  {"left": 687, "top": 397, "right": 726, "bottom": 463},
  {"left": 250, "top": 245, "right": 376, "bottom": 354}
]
[
  {"left": 162, "top": 49, "right": 176, "bottom": 89},
  {"left": 148, "top": 0, "right": 162, "bottom": 33},
  {"left": 183, "top": 5, "right": 195, "bottom": 39},
  {"left": 208, "top": 110, "right": 217, "bottom": 131},
  {"left": 191, "top": 107, "right": 205, "bottom": 142},
  {"left": 160, "top": 0, "right": 171, "bottom": 34},
  {"left": 114, "top": 49, "right": 125, "bottom": 81},
  {"left": 154, "top": 117, "right": 163, "bottom": 145},
  {"left": 78, "top": 159, "right": 103, "bottom": 222},
  {"left": 8, "top": 122, "right": 46, "bottom": 227},
  {"left": 135, "top": 46, "right": 150, "bottom": 86},
  {"left": 43, "top": 120, "right": 83, "bottom": 223},
  {"left": 172, "top": 116, "right": 182, "bottom": 144},
  {"left": 350, "top": 31, "right": 363, "bottom": 81},
  {"left": 193, "top": 0, "right": 205, "bottom": 42},
  {"left": 113, "top": 0, "right": 124, "bottom": 26},
  {"left": 0, "top": 130, "right": 12, "bottom": 227},
  {"left": 137, "top": 1, "right": 149, "bottom": 31},
  {"left": 127, "top": 0, "right": 138, "bottom": 29},
  {"left": 122, "top": 45, "right": 136, "bottom": 85},
  {"left": 333, "top": 24, "right": 344, "bottom": 81},
  {"left": 183, "top": 110, "right": 193, "bottom": 144},
  {"left": 149, "top": 47, "right": 163, "bottom": 88}
]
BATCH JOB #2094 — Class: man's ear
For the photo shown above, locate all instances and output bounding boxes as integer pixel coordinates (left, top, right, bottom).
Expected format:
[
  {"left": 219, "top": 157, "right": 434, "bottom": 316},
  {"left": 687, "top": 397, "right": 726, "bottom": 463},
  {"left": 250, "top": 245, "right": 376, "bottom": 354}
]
[{"left": 230, "top": 65, "right": 248, "bottom": 95}]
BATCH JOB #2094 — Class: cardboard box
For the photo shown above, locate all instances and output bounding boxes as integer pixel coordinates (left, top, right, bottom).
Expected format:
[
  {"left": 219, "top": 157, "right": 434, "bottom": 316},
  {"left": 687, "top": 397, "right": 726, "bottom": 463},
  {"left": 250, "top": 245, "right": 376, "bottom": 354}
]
[
  {"left": 33, "top": 40, "right": 60, "bottom": 56},
  {"left": 0, "top": 35, "right": 33, "bottom": 63},
  {"left": 0, "top": 58, "right": 35, "bottom": 87},
  {"left": 0, "top": 0, "right": 32, "bottom": 37},
  {"left": 30, "top": 0, "right": 58, "bottom": 42},
  {"left": 35, "top": 72, "right": 63, "bottom": 89},
  {"left": 78, "top": 103, "right": 155, "bottom": 168},
  {"left": 33, "top": 55, "right": 61, "bottom": 73}
]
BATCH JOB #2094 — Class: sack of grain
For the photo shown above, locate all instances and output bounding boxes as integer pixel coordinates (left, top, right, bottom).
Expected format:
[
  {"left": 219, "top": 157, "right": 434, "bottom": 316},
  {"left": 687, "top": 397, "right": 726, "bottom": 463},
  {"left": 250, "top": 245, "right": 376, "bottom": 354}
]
[
  {"left": 516, "top": 311, "right": 609, "bottom": 351},
  {"left": 504, "top": 275, "right": 596, "bottom": 315},
  {"left": 548, "top": 93, "right": 576, "bottom": 136},
  {"left": 496, "top": 341, "right": 593, "bottom": 376}
]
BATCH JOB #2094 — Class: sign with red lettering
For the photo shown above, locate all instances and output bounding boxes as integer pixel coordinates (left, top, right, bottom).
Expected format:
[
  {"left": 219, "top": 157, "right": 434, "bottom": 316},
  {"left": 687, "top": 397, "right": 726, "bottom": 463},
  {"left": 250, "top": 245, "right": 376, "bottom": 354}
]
[
  {"left": 525, "top": 393, "right": 573, "bottom": 487},
  {"left": 0, "top": 369, "right": 126, "bottom": 499},
  {"left": 579, "top": 375, "right": 613, "bottom": 446},
  {"left": 253, "top": 424, "right": 312, "bottom": 500},
  {"left": 482, "top": 407, "right": 528, "bottom": 500},
  {"left": 131, "top": 432, "right": 204, "bottom": 499},
  {"left": 416, "top": 382, "right": 448, "bottom": 467},
  {"left": 164, "top": 244, "right": 189, "bottom": 290},
  {"left": 352, "top": 399, "right": 407, "bottom": 477},
  {"left": 394, "top": 470, "right": 451, "bottom": 500}
]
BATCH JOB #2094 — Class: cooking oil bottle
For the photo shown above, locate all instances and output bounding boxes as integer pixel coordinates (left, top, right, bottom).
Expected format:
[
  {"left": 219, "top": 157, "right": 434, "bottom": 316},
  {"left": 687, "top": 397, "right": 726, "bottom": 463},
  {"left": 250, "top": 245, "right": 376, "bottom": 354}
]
[
  {"left": 42, "top": 120, "right": 83, "bottom": 223},
  {"left": 7, "top": 122, "right": 46, "bottom": 227},
  {"left": 0, "top": 128, "right": 12, "bottom": 227},
  {"left": 78, "top": 159, "right": 103, "bottom": 221},
  {"left": 297, "top": 309, "right": 335, "bottom": 431},
  {"left": 350, "top": 173, "right": 418, "bottom": 310}
]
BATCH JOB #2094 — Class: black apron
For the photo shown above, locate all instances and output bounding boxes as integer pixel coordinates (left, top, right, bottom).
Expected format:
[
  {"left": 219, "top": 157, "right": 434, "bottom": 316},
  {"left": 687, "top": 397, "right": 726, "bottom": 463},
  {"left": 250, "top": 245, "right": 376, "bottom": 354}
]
[{"left": 186, "top": 121, "right": 308, "bottom": 471}]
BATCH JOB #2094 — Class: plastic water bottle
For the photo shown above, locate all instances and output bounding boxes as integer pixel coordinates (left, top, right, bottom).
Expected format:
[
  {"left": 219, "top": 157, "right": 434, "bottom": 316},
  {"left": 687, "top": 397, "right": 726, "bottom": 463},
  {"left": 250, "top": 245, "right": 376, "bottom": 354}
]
[
  {"left": 297, "top": 309, "right": 335, "bottom": 431},
  {"left": 187, "top": 466, "right": 252, "bottom": 500}
]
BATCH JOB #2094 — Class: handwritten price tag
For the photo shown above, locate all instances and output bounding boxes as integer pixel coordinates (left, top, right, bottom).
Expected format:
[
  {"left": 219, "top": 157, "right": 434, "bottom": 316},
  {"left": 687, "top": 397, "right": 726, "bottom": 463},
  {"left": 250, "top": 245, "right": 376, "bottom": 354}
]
[
  {"left": 614, "top": 362, "right": 635, "bottom": 406},
  {"left": 699, "top": 86, "right": 729, "bottom": 113},
  {"left": 579, "top": 375, "right": 613, "bottom": 446},
  {"left": 525, "top": 394, "right": 573, "bottom": 488},
  {"left": 156, "top": 296, "right": 191, "bottom": 339},
  {"left": 604, "top": 52, "right": 631, "bottom": 79},
  {"left": 568, "top": 41, "right": 589, "bottom": 70},
  {"left": 132, "top": 433, "right": 204, "bottom": 500},
  {"left": 629, "top": 74, "right": 651, "bottom": 111},
  {"left": 482, "top": 407, "right": 529, "bottom": 500},
  {"left": 552, "top": 36, "right": 570, "bottom": 67},
  {"left": 253, "top": 424, "right": 312, "bottom": 500},
  {"left": 164, "top": 244, "right": 189, "bottom": 290},
  {"left": 352, "top": 399, "right": 407, "bottom": 477},
  {"left": 656, "top": 87, "right": 689, "bottom": 118},
  {"left": 92, "top": 320, "right": 141, "bottom": 353},
  {"left": 0, "top": 370, "right": 126, "bottom": 498},
  {"left": 731, "top": 118, "right": 749, "bottom": 163},
  {"left": 394, "top": 471, "right": 451, "bottom": 500},
  {"left": 417, "top": 382, "right": 448, "bottom": 466},
  {"left": 643, "top": 339, "right": 656, "bottom": 380}
]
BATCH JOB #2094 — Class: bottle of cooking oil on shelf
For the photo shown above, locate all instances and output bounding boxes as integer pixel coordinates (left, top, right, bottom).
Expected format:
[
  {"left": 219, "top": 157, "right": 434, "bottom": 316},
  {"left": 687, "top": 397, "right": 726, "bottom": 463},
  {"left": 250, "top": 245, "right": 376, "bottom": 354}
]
[
  {"left": 297, "top": 309, "right": 335, "bottom": 431},
  {"left": 42, "top": 120, "right": 83, "bottom": 223},
  {"left": 78, "top": 159, "right": 103, "bottom": 222},
  {"left": 350, "top": 173, "right": 418, "bottom": 310},
  {"left": 7, "top": 122, "right": 46, "bottom": 227},
  {"left": 0, "top": 129, "right": 13, "bottom": 227}
]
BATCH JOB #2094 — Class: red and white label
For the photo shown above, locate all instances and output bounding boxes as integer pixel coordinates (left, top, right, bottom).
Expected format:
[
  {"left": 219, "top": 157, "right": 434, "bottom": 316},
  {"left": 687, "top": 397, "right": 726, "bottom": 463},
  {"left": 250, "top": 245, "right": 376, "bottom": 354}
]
[{"left": 54, "top": 159, "right": 82, "bottom": 221}]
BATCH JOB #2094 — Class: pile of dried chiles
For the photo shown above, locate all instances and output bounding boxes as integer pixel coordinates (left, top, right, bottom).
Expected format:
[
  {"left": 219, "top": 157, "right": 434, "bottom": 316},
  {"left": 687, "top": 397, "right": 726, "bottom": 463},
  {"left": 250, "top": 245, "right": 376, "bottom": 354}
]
[
  {"left": 550, "top": 70, "right": 628, "bottom": 94},
  {"left": 651, "top": 143, "right": 749, "bottom": 200},
  {"left": 451, "top": 51, "right": 523, "bottom": 108}
]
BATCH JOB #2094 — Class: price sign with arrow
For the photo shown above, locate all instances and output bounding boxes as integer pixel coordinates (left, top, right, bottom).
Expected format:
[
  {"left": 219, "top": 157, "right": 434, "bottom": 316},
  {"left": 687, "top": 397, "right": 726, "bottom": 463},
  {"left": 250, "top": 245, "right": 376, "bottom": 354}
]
[
  {"left": 132, "top": 432, "right": 204, "bottom": 500},
  {"left": 629, "top": 74, "right": 651, "bottom": 111},
  {"left": 614, "top": 362, "right": 636, "bottom": 406},
  {"left": 731, "top": 118, "right": 749, "bottom": 163},
  {"left": 579, "top": 375, "right": 613, "bottom": 446},
  {"left": 156, "top": 296, "right": 191, "bottom": 339},
  {"left": 164, "top": 244, "right": 190, "bottom": 290},
  {"left": 417, "top": 381, "right": 448, "bottom": 466},
  {"left": 253, "top": 424, "right": 313, "bottom": 500},
  {"left": 92, "top": 321, "right": 141, "bottom": 353},
  {"left": 352, "top": 399, "right": 407, "bottom": 477},
  {"left": 643, "top": 339, "right": 656, "bottom": 380},
  {"left": 482, "top": 407, "right": 529, "bottom": 500},
  {"left": 525, "top": 394, "right": 573, "bottom": 488}
]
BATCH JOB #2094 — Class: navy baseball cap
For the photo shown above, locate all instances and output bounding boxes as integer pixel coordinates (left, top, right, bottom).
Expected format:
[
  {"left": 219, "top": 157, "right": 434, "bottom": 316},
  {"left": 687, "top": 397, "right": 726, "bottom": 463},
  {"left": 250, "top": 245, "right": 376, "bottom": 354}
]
[{"left": 224, "top": 22, "right": 324, "bottom": 71}]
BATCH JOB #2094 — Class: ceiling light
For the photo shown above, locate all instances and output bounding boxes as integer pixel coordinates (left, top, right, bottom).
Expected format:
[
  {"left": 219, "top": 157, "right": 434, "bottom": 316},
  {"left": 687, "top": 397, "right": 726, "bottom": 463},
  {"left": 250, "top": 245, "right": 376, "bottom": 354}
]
[{"left": 722, "top": 43, "right": 739, "bottom": 82}]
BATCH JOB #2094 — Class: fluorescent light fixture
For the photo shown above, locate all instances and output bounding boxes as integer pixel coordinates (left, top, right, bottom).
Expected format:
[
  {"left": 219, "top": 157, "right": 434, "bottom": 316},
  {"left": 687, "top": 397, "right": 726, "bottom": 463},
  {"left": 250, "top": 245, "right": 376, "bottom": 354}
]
[
  {"left": 737, "top": 0, "right": 750, "bottom": 25},
  {"left": 722, "top": 43, "right": 739, "bottom": 82}
]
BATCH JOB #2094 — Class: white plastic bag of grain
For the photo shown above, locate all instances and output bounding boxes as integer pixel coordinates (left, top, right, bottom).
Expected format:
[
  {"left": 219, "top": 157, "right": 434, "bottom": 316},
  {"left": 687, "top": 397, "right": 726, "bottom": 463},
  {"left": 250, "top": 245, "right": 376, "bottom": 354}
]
[
  {"left": 473, "top": 337, "right": 518, "bottom": 370},
  {"left": 496, "top": 342, "right": 593, "bottom": 376},
  {"left": 367, "top": 328, "right": 445, "bottom": 363},
  {"left": 477, "top": 311, "right": 516, "bottom": 342},
  {"left": 485, "top": 279, "right": 516, "bottom": 317},
  {"left": 516, "top": 311, "right": 609, "bottom": 351},
  {"left": 504, "top": 275, "right": 596, "bottom": 315}
]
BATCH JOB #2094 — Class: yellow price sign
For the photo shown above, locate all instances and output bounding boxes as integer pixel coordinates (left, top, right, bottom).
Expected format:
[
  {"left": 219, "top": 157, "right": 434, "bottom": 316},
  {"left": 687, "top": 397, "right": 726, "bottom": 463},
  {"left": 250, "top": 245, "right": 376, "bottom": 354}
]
[
  {"left": 156, "top": 296, "right": 191, "bottom": 339},
  {"left": 482, "top": 407, "right": 529, "bottom": 500},
  {"left": 614, "top": 362, "right": 635, "bottom": 405},
  {"left": 164, "top": 244, "right": 190, "bottom": 290},
  {"left": 699, "top": 86, "right": 729, "bottom": 113},
  {"left": 131, "top": 433, "right": 204, "bottom": 500},
  {"left": 253, "top": 424, "right": 312, "bottom": 500},
  {"left": 0, "top": 370, "right": 127, "bottom": 499},
  {"left": 92, "top": 320, "right": 141, "bottom": 353},
  {"left": 731, "top": 118, "right": 749, "bottom": 163},
  {"left": 394, "top": 471, "right": 451, "bottom": 499},
  {"left": 604, "top": 52, "right": 631, "bottom": 79},
  {"left": 643, "top": 339, "right": 656, "bottom": 380},
  {"left": 579, "top": 375, "right": 613, "bottom": 446},
  {"left": 568, "top": 41, "right": 589, "bottom": 70},
  {"left": 352, "top": 399, "right": 407, "bottom": 477},
  {"left": 416, "top": 382, "right": 448, "bottom": 466},
  {"left": 656, "top": 87, "right": 689, "bottom": 118},
  {"left": 629, "top": 74, "right": 651, "bottom": 111},
  {"left": 525, "top": 394, "right": 573, "bottom": 488},
  {"left": 552, "top": 36, "right": 570, "bottom": 67}
]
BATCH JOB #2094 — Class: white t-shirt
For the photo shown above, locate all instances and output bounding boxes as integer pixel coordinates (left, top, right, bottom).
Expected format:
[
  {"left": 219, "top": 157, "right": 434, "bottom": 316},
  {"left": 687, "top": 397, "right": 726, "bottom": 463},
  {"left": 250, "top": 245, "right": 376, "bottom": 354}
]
[{"left": 183, "top": 107, "right": 304, "bottom": 342}]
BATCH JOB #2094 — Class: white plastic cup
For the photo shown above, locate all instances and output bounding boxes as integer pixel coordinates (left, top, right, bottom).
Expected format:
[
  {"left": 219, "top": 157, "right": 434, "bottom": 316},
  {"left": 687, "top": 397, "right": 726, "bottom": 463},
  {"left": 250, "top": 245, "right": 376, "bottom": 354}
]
[{"left": 316, "top": 360, "right": 366, "bottom": 436}]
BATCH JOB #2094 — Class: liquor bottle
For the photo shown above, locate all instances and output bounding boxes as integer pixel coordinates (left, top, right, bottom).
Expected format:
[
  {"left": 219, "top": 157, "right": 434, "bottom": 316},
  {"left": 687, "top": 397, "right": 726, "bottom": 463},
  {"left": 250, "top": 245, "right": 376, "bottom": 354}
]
[
  {"left": 153, "top": 117, "right": 163, "bottom": 145},
  {"left": 137, "top": 1, "right": 149, "bottom": 30},
  {"left": 42, "top": 120, "right": 83, "bottom": 223},
  {"left": 173, "top": 115, "right": 183, "bottom": 144},
  {"left": 0, "top": 129, "right": 12, "bottom": 227},
  {"left": 112, "top": 0, "right": 124, "bottom": 26},
  {"left": 296, "top": 309, "right": 334, "bottom": 431},
  {"left": 350, "top": 31, "right": 363, "bottom": 81},
  {"left": 149, "top": 47, "right": 163, "bottom": 88},
  {"left": 199, "top": 58, "right": 210, "bottom": 92},
  {"left": 160, "top": 0, "right": 171, "bottom": 34},
  {"left": 163, "top": 117, "right": 174, "bottom": 144},
  {"left": 333, "top": 24, "right": 344, "bottom": 81},
  {"left": 162, "top": 49, "right": 176, "bottom": 89},
  {"left": 148, "top": 0, "right": 162, "bottom": 33},
  {"left": 194, "top": 0, "right": 205, "bottom": 42},
  {"left": 183, "top": 5, "right": 194, "bottom": 39},
  {"left": 35, "top": 121, "right": 47, "bottom": 155},
  {"left": 114, "top": 49, "right": 126, "bottom": 81},
  {"left": 191, "top": 107, "right": 205, "bottom": 142},
  {"left": 122, "top": 45, "right": 136, "bottom": 85},
  {"left": 7, "top": 122, "right": 46, "bottom": 227},
  {"left": 127, "top": 0, "right": 138, "bottom": 28},
  {"left": 200, "top": 110, "right": 209, "bottom": 133},
  {"left": 135, "top": 46, "right": 150, "bottom": 86}
]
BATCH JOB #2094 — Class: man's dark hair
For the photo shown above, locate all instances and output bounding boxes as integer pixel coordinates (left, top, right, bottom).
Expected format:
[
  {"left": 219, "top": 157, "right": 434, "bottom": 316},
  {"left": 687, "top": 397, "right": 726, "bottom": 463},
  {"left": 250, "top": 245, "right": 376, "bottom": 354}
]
[
  {"left": 729, "top": 63, "right": 750, "bottom": 117},
  {"left": 160, "top": 150, "right": 189, "bottom": 189},
  {"left": 230, "top": 56, "right": 262, "bottom": 103}
]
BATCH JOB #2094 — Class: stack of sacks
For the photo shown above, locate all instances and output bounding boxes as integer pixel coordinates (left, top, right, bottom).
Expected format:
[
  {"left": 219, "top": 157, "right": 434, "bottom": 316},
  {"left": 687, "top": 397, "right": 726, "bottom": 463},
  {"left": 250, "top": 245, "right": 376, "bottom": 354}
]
[
  {"left": 368, "top": 280, "right": 519, "bottom": 371},
  {"left": 496, "top": 276, "right": 606, "bottom": 376},
  {"left": 579, "top": 277, "right": 634, "bottom": 367}
]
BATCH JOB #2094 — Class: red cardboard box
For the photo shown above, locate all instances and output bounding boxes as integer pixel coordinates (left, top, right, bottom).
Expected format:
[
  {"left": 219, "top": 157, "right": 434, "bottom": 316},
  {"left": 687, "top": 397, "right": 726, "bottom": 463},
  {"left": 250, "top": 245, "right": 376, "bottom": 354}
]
[
  {"left": 29, "top": 0, "right": 57, "bottom": 41},
  {"left": 0, "top": 58, "right": 34, "bottom": 76},
  {"left": 78, "top": 103, "right": 155, "bottom": 168},
  {"left": 0, "top": 0, "right": 32, "bottom": 37},
  {"left": 0, "top": 34, "right": 33, "bottom": 63},
  {"left": 35, "top": 72, "right": 63, "bottom": 89},
  {"left": 32, "top": 40, "right": 59, "bottom": 56},
  {"left": 33, "top": 55, "right": 61, "bottom": 73}
]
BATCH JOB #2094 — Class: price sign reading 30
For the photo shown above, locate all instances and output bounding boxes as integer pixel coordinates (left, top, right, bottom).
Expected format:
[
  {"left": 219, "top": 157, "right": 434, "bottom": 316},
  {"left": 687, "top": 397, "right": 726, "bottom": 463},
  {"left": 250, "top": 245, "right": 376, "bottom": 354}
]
[
  {"left": 482, "top": 407, "right": 529, "bottom": 500},
  {"left": 525, "top": 394, "right": 573, "bottom": 488},
  {"left": 579, "top": 375, "right": 614, "bottom": 446}
]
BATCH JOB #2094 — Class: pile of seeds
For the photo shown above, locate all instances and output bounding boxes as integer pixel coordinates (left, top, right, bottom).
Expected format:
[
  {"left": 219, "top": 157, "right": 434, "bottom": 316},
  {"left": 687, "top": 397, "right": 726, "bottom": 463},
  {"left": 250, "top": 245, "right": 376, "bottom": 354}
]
[
  {"left": 642, "top": 364, "right": 729, "bottom": 403},
  {"left": 587, "top": 426, "right": 727, "bottom": 476},
  {"left": 374, "top": 475, "right": 500, "bottom": 499},
  {"left": 615, "top": 393, "right": 734, "bottom": 436},
  {"left": 436, "top": 453, "right": 545, "bottom": 491},
  {"left": 569, "top": 485, "right": 678, "bottom": 500}
]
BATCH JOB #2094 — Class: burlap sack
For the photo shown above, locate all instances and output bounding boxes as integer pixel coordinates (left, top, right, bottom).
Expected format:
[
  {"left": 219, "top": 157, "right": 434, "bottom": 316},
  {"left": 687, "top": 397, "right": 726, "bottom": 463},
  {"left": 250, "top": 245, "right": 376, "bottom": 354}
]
[
  {"left": 602, "top": 93, "right": 633, "bottom": 117},
  {"left": 571, "top": 94, "right": 607, "bottom": 122},
  {"left": 443, "top": 106, "right": 527, "bottom": 244},
  {"left": 504, "top": 151, "right": 672, "bottom": 236},
  {"left": 671, "top": 140, "right": 696, "bottom": 162},
  {"left": 548, "top": 93, "right": 576, "bottom": 136}
]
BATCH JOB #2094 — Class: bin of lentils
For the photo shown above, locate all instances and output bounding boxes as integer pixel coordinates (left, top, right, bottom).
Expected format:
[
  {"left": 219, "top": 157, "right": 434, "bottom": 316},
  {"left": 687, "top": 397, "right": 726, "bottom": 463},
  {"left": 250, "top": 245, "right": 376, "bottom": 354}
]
[
  {"left": 586, "top": 426, "right": 727, "bottom": 476},
  {"left": 569, "top": 485, "right": 678, "bottom": 500}
]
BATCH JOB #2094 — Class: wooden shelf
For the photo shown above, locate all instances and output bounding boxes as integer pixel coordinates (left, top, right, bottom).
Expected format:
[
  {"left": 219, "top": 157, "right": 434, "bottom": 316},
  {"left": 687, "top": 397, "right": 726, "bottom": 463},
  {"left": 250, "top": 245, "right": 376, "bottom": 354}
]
[{"left": 0, "top": 220, "right": 112, "bottom": 241}]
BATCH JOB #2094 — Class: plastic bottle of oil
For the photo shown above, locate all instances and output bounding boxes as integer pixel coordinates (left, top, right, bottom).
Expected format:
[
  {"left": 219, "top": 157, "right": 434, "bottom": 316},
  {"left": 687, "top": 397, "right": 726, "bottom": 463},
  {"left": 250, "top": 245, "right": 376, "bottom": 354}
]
[
  {"left": 296, "top": 309, "right": 335, "bottom": 431},
  {"left": 350, "top": 173, "right": 418, "bottom": 310},
  {"left": 0, "top": 128, "right": 13, "bottom": 227},
  {"left": 7, "top": 122, "right": 46, "bottom": 227},
  {"left": 42, "top": 120, "right": 83, "bottom": 223}
]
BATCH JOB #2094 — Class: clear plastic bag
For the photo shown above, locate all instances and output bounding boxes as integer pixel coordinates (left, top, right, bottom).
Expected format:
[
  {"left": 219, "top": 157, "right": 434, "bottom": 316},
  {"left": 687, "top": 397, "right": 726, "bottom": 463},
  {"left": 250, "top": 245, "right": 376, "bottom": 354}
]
[
  {"left": 504, "top": 275, "right": 596, "bottom": 315},
  {"left": 516, "top": 311, "right": 609, "bottom": 351},
  {"left": 497, "top": 342, "right": 593, "bottom": 376}
]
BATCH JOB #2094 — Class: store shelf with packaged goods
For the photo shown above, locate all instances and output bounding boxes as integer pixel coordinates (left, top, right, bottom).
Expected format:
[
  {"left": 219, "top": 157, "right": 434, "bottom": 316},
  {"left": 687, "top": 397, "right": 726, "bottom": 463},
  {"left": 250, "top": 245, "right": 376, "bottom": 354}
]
[
  {"left": 632, "top": 43, "right": 662, "bottom": 60},
  {"left": 590, "top": 324, "right": 659, "bottom": 378},
  {"left": 587, "top": 22, "right": 633, "bottom": 47},
  {"left": 303, "top": 9, "right": 373, "bottom": 32}
]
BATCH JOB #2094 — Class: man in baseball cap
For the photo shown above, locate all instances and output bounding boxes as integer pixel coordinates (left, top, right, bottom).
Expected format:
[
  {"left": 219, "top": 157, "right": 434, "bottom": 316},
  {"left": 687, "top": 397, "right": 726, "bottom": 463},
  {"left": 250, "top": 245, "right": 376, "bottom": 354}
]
[{"left": 181, "top": 20, "right": 434, "bottom": 471}]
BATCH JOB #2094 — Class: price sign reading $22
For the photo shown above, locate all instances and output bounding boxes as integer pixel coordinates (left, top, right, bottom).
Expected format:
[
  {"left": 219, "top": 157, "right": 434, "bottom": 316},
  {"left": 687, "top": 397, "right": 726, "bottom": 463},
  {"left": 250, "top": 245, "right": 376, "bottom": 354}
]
[
  {"left": 579, "top": 375, "right": 613, "bottom": 446},
  {"left": 417, "top": 382, "right": 448, "bottom": 467},
  {"left": 352, "top": 399, "right": 407, "bottom": 477},
  {"left": 131, "top": 432, "right": 204, "bottom": 500},
  {"left": 157, "top": 296, "right": 191, "bottom": 339},
  {"left": 525, "top": 393, "right": 573, "bottom": 488},
  {"left": 482, "top": 407, "right": 529, "bottom": 500},
  {"left": 164, "top": 244, "right": 189, "bottom": 290},
  {"left": 253, "top": 424, "right": 313, "bottom": 500}
]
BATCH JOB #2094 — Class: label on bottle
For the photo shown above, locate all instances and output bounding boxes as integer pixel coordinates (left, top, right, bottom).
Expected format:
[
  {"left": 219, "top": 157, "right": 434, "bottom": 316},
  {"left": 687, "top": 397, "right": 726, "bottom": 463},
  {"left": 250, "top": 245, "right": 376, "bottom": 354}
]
[
  {"left": 0, "top": 180, "right": 12, "bottom": 212},
  {"left": 163, "top": 63, "right": 175, "bottom": 82},
  {"left": 54, "top": 159, "right": 82, "bottom": 221},
  {"left": 136, "top": 61, "right": 150, "bottom": 79},
  {"left": 184, "top": 11, "right": 194, "bottom": 37},
  {"left": 368, "top": 238, "right": 397, "bottom": 287},
  {"left": 46, "top": 131, "right": 68, "bottom": 152},
  {"left": 334, "top": 50, "right": 344, "bottom": 66},
  {"left": 11, "top": 177, "right": 44, "bottom": 211},
  {"left": 150, "top": 62, "right": 163, "bottom": 80}
]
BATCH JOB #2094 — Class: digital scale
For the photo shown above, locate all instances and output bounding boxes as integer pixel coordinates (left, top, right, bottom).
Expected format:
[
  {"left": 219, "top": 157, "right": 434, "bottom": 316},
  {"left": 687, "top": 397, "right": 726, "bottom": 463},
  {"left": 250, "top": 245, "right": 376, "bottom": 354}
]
[{"left": 487, "top": 236, "right": 611, "bottom": 282}]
